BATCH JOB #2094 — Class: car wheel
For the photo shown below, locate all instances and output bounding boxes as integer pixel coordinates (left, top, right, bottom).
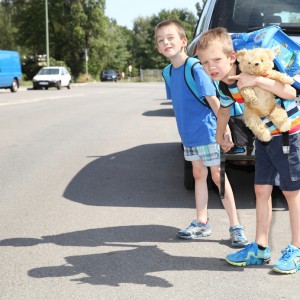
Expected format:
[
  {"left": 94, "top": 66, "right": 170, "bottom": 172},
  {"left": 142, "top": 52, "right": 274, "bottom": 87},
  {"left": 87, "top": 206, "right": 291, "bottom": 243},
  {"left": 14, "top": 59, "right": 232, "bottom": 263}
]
[
  {"left": 45, "top": 87, "right": 48, "bottom": 90},
  {"left": 67, "top": 81, "right": 71, "bottom": 89},
  {"left": 10, "top": 79, "right": 18, "bottom": 93},
  {"left": 57, "top": 81, "right": 61, "bottom": 90}
]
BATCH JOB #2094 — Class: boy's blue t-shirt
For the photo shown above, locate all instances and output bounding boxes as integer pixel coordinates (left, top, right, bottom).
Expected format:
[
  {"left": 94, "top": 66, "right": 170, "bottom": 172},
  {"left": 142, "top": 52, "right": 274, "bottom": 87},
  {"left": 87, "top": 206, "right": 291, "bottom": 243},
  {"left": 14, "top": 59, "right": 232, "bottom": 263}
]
[{"left": 165, "top": 63, "right": 217, "bottom": 147}]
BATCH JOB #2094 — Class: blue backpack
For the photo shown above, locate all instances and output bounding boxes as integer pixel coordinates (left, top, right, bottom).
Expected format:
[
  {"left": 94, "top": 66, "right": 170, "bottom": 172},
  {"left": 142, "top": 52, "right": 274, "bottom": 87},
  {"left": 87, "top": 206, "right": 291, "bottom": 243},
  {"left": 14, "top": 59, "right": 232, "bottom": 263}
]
[
  {"left": 162, "top": 57, "right": 243, "bottom": 117},
  {"left": 231, "top": 25, "right": 300, "bottom": 91},
  {"left": 162, "top": 57, "right": 210, "bottom": 107}
]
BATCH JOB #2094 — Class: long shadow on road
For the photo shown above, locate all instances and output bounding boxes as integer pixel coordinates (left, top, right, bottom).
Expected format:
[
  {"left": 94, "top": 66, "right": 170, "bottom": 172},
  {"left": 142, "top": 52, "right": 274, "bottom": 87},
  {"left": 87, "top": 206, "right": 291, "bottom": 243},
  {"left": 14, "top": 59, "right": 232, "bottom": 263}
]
[
  {"left": 63, "top": 142, "right": 277, "bottom": 209},
  {"left": 26, "top": 245, "right": 239, "bottom": 287},
  {"left": 1, "top": 225, "right": 250, "bottom": 287},
  {"left": 64, "top": 142, "right": 198, "bottom": 208}
]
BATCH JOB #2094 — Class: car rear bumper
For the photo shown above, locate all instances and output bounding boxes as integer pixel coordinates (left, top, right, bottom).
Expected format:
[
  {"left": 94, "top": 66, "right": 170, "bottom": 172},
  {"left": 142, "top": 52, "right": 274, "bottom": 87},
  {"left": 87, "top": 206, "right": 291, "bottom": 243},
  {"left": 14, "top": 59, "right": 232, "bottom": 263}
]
[{"left": 33, "top": 81, "right": 59, "bottom": 88}]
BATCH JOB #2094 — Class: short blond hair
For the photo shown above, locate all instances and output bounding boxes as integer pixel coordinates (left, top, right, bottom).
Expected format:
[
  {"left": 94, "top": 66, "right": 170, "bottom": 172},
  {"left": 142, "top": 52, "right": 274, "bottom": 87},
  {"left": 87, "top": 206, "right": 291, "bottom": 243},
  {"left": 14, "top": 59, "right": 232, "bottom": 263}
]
[
  {"left": 197, "top": 27, "right": 234, "bottom": 56},
  {"left": 154, "top": 19, "right": 187, "bottom": 45}
]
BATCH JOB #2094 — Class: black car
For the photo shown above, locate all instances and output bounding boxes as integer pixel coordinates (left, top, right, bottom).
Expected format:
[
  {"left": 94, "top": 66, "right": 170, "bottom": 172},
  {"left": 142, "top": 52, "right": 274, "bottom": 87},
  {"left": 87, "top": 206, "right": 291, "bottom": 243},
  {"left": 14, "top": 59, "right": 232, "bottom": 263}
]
[{"left": 100, "top": 70, "right": 117, "bottom": 82}]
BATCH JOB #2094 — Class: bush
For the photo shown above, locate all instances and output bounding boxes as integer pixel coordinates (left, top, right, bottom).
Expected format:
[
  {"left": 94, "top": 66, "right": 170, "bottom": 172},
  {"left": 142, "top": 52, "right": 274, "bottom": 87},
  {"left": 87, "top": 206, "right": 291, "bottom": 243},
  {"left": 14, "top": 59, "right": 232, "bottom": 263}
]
[{"left": 76, "top": 73, "right": 94, "bottom": 83}]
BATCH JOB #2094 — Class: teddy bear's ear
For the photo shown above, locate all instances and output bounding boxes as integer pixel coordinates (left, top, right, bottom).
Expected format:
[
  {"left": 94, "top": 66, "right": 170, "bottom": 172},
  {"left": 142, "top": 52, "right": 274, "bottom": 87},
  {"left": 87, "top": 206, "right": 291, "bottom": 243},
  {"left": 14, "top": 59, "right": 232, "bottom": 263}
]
[
  {"left": 236, "top": 49, "right": 246, "bottom": 62},
  {"left": 265, "top": 48, "right": 275, "bottom": 60}
]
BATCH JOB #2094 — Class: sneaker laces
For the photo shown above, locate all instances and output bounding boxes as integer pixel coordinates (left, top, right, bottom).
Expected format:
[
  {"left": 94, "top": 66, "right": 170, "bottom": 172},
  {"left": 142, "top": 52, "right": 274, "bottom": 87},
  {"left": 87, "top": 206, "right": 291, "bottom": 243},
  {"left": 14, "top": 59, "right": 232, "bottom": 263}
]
[
  {"left": 232, "top": 227, "right": 245, "bottom": 240},
  {"left": 279, "top": 246, "right": 295, "bottom": 262},
  {"left": 236, "top": 242, "right": 254, "bottom": 255}
]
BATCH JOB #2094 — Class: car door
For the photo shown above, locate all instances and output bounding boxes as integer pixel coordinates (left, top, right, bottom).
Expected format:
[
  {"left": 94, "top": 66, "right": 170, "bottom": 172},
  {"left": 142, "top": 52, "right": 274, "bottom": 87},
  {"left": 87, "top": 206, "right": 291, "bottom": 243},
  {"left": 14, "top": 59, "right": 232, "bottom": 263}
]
[{"left": 60, "top": 68, "right": 67, "bottom": 86}]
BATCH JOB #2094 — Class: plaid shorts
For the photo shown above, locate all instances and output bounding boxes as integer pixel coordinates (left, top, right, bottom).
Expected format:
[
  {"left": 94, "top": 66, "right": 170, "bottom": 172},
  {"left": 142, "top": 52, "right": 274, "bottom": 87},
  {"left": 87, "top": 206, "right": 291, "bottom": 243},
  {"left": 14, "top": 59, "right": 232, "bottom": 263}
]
[{"left": 184, "top": 143, "right": 220, "bottom": 166}]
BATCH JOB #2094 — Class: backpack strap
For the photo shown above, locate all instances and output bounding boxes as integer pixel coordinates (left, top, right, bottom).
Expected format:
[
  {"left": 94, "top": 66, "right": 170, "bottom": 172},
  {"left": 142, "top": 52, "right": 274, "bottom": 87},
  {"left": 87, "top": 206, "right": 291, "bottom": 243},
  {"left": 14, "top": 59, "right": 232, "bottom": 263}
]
[
  {"left": 162, "top": 57, "right": 210, "bottom": 108},
  {"left": 184, "top": 57, "right": 210, "bottom": 107},
  {"left": 280, "top": 99, "right": 290, "bottom": 154},
  {"left": 162, "top": 63, "right": 172, "bottom": 88}
]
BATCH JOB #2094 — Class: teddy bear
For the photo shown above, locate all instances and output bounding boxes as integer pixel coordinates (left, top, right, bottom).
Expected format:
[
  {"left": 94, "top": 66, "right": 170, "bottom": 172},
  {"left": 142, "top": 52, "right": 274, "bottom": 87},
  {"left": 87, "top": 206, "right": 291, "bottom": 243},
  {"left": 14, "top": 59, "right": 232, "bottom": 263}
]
[{"left": 236, "top": 47, "right": 294, "bottom": 142}]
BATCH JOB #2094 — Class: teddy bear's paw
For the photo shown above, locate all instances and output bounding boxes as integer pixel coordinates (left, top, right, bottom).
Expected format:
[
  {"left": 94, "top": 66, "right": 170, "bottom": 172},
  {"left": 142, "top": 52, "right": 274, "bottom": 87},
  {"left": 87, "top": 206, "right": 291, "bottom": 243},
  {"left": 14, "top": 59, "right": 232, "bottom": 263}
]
[
  {"left": 243, "top": 94, "right": 257, "bottom": 104},
  {"left": 282, "top": 75, "right": 294, "bottom": 85},
  {"left": 250, "top": 98, "right": 258, "bottom": 104},
  {"left": 279, "top": 119, "right": 292, "bottom": 132},
  {"left": 259, "top": 131, "right": 272, "bottom": 142}
]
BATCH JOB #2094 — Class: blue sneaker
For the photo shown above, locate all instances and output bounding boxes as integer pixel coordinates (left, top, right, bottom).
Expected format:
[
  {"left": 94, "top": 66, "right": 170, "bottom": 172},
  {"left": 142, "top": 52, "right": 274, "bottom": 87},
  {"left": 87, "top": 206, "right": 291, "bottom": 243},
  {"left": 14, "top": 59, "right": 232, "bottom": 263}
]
[
  {"left": 272, "top": 244, "right": 300, "bottom": 274},
  {"left": 229, "top": 225, "right": 248, "bottom": 247},
  {"left": 226, "top": 242, "right": 270, "bottom": 266},
  {"left": 176, "top": 220, "right": 211, "bottom": 239}
]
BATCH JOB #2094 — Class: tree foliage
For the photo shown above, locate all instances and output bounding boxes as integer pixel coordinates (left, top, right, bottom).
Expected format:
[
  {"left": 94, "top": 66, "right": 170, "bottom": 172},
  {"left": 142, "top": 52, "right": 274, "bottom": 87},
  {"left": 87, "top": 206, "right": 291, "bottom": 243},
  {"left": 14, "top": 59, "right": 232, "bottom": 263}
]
[
  {"left": 0, "top": 0, "right": 17, "bottom": 50},
  {"left": 132, "top": 8, "right": 198, "bottom": 70},
  {"left": 0, "top": 0, "right": 199, "bottom": 79}
]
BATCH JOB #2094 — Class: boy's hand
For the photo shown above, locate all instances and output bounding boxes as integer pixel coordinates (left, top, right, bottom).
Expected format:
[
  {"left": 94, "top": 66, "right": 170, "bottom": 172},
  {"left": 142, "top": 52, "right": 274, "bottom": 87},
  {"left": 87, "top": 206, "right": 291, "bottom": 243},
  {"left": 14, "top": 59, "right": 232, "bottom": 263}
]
[
  {"left": 228, "top": 73, "right": 257, "bottom": 89},
  {"left": 220, "top": 133, "right": 234, "bottom": 152}
]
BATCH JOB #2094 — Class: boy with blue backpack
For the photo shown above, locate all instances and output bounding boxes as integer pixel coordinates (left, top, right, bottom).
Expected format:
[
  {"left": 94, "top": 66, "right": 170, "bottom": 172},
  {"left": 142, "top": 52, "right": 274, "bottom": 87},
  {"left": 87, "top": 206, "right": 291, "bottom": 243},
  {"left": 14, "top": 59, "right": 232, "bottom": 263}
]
[
  {"left": 197, "top": 27, "right": 300, "bottom": 274},
  {"left": 155, "top": 19, "right": 248, "bottom": 247}
]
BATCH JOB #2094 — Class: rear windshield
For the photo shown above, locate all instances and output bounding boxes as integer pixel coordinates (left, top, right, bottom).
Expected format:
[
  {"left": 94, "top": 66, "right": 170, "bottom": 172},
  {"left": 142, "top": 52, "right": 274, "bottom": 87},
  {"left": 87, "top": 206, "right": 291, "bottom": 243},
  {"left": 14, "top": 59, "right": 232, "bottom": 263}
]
[
  {"left": 103, "top": 70, "right": 116, "bottom": 75},
  {"left": 39, "top": 68, "right": 60, "bottom": 75},
  {"left": 211, "top": 0, "right": 300, "bottom": 34}
]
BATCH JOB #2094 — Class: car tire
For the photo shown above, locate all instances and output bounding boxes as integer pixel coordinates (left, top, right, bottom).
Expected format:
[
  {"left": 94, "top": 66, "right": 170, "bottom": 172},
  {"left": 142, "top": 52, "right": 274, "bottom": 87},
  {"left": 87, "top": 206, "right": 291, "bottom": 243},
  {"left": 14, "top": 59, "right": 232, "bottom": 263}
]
[
  {"left": 10, "top": 79, "right": 18, "bottom": 93},
  {"left": 67, "top": 81, "right": 71, "bottom": 89},
  {"left": 57, "top": 81, "right": 61, "bottom": 90}
]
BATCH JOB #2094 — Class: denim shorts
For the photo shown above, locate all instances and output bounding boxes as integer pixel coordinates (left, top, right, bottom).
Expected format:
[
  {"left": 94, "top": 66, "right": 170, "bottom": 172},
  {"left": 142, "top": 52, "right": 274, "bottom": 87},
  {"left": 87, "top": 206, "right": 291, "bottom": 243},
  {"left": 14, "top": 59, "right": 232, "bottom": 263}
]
[
  {"left": 255, "top": 131, "right": 300, "bottom": 191},
  {"left": 184, "top": 143, "right": 220, "bottom": 167}
]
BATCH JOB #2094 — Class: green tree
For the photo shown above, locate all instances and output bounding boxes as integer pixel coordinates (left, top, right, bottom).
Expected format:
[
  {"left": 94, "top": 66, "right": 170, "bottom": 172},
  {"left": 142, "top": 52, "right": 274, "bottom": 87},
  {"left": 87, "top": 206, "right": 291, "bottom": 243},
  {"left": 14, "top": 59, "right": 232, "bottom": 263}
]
[
  {"left": 196, "top": 0, "right": 207, "bottom": 18},
  {"left": 12, "top": 0, "right": 108, "bottom": 78},
  {"left": 100, "top": 19, "right": 133, "bottom": 76},
  {"left": 0, "top": 0, "right": 17, "bottom": 50},
  {"left": 132, "top": 8, "right": 198, "bottom": 70}
]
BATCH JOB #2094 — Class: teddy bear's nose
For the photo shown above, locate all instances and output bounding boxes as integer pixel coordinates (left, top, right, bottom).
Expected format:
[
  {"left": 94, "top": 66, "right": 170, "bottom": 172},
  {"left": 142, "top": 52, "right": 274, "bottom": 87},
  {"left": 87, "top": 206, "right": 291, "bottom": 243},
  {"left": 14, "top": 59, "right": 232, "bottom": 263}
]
[{"left": 255, "top": 63, "right": 260, "bottom": 66}]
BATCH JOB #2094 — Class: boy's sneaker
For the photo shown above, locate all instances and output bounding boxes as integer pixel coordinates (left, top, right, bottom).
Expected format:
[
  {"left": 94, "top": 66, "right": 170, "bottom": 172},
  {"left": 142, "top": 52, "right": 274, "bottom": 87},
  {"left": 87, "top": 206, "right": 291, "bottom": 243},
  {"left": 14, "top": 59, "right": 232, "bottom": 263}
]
[
  {"left": 272, "top": 244, "right": 300, "bottom": 274},
  {"left": 226, "top": 242, "right": 270, "bottom": 266},
  {"left": 229, "top": 225, "right": 248, "bottom": 247},
  {"left": 176, "top": 220, "right": 211, "bottom": 239}
]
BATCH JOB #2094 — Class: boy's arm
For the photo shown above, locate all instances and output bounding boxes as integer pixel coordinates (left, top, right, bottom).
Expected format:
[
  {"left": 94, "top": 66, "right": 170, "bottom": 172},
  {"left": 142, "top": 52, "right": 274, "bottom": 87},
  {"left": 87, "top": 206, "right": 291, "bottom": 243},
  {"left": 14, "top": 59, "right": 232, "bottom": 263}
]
[
  {"left": 216, "top": 106, "right": 234, "bottom": 151},
  {"left": 229, "top": 73, "right": 296, "bottom": 100},
  {"left": 205, "top": 95, "right": 220, "bottom": 117},
  {"left": 206, "top": 95, "right": 233, "bottom": 150}
]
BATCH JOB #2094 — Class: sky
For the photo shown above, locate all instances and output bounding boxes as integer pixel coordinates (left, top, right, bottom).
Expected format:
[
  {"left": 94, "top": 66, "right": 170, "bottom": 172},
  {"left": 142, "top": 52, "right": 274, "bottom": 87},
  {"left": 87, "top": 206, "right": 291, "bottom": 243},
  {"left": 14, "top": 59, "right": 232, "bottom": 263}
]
[{"left": 105, "top": 0, "right": 199, "bottom": 29}]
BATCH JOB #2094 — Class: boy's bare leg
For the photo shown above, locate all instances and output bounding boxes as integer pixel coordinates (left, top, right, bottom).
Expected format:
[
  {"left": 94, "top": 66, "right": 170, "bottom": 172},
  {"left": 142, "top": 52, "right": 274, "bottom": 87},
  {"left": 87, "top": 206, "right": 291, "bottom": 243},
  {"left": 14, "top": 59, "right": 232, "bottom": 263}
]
[
  {"left": 283, "top": 190, "right": 300, "bottom": 247},
  {"left": 210, "top": 165, "right": 239, "bottom": 227},
  {"left": 254, "top": 184, "right": 273, "bottom": 247},
  {"left": 192, "top": 160, "right": 209, "bottom": 224}
]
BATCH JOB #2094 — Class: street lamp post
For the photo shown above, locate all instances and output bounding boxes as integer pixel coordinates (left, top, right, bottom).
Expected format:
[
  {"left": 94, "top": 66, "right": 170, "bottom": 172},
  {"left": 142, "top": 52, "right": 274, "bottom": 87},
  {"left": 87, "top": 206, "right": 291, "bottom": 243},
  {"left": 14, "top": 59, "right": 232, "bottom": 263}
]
[{"left": 45, "top": 0, "right": 50, "bottom": 66}]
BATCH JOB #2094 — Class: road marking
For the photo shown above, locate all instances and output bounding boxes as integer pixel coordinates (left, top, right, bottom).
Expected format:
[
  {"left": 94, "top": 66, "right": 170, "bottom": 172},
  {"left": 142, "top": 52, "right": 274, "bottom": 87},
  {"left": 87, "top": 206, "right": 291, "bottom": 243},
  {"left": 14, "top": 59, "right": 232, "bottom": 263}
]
[{"left": 0, "top": 94, "right": 84, "bottom": 106}]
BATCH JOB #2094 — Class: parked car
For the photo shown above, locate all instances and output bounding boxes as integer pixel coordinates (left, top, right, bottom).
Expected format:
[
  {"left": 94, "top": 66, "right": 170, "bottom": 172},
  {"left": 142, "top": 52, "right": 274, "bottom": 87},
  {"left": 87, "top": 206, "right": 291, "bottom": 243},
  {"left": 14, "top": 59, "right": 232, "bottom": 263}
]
[
  {"left": 100, "top": 70, "right": 117, "bottom": 82},
  {"left": 183, "top": 0, "right": 300, "bottom": 190},
  {"left": 32, "top": 66, "right": 71, "bottom": 90},
  {"left": 0, "top": 50, "right": 22, "bottom": 92}
]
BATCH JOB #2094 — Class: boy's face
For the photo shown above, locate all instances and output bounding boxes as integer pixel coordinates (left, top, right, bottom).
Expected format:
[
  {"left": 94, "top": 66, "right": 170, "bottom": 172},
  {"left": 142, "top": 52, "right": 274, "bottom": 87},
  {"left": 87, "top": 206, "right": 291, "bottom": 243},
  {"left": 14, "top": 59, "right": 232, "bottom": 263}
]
[
  {"left": 156, "top": 24, "right": 187, "bottom": 59},
  {"left": 198, "top": 45, "right": 236, "bottom": 82}
]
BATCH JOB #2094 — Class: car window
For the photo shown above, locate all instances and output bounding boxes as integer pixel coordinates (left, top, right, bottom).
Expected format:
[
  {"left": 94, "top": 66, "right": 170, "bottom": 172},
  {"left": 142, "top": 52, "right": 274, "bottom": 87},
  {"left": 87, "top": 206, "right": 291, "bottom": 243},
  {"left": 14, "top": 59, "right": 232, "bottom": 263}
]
[
  {"left": 210, "top": 0, "right": 300, "bottom": 33},
  {"left": 39, "top": 68, "right": 60, "bottom": 75}
]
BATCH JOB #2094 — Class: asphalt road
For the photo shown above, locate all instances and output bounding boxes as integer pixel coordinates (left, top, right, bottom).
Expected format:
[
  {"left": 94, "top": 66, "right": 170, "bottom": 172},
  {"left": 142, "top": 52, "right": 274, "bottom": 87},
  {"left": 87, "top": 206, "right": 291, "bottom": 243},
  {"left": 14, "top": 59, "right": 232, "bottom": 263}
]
[{"left": 0, "top": 82, "right": 296, "bottom": 300}]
